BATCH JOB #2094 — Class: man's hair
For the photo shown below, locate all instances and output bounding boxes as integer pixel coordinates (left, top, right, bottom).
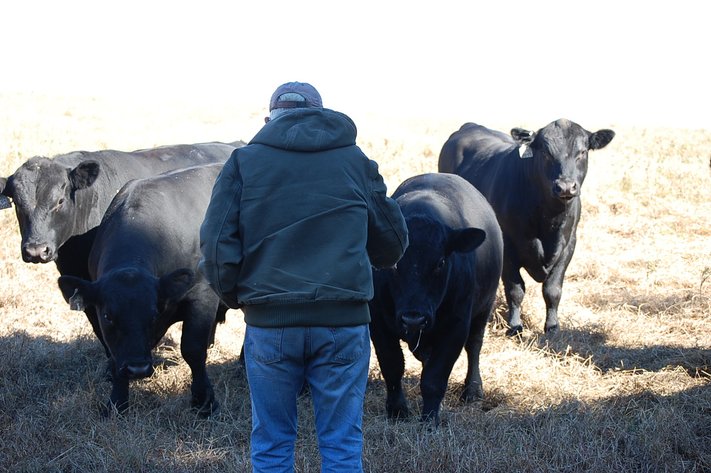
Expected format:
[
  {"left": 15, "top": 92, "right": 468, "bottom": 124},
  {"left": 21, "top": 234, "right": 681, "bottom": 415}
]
[
  {"left": 268, "top": 81, "right": 322, "bottom": 120},
  {"left": 270, "top": 93, "right": 308, "bottom": 120}
]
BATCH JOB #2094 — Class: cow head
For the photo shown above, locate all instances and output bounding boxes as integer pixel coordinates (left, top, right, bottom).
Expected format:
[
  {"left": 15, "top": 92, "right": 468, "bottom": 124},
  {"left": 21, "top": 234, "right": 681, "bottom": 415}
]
[
  {"left": 1, "top": 156, "right": 100, "bottom": 263},
  {"left": 512, "top": 119, "right": 615, "bottom": 203},
  {"left": 58, "top": 268, "right": 195, "bottom": 379},
  {"left": 386, "top": 215, "right": 485, "bottom": 347}
]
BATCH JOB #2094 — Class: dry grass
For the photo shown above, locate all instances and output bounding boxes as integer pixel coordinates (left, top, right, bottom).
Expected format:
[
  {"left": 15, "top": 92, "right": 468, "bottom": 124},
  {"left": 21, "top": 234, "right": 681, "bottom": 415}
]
[{"left": 1, "top": 92, "right": 709, "bottom": 472}]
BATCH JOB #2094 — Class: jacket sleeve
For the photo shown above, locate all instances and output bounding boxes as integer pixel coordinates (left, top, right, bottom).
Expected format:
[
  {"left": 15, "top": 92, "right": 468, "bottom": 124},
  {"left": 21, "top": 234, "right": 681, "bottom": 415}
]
[
  {"left": 366, "top": 159, "right": 408, "bottom": 268},
  {"left": 198, "top": 155, "right": 244, "bottom": 309}
]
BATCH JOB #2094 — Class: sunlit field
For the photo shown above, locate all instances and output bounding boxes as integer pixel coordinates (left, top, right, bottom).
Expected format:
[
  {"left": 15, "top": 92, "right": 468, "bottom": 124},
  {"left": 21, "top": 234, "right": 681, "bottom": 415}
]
[{"left": 0, "top": 92, "right": 709, "bottom": 472}]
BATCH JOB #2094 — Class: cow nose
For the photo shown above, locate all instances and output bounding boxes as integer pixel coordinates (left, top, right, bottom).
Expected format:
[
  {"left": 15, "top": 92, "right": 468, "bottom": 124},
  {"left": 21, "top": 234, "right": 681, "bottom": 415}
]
[
  {"left": 22, "top": 243, "right": 53, "bottom": 263},
  {"left": 553, "top": 180, "right": 578, "bottom": 199},
  {"left": 120, "top": 362, "right": 154, "bottom": 379},
  {"left": 400, "top": 312, "right": 428, "bottom": 332}
]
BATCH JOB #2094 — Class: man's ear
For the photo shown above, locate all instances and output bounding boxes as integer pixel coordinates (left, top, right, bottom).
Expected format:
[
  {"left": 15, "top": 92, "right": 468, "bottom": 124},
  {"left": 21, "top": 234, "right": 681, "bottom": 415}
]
[{"left": 57, "top": 275, "right": 96, "bottom": 311}]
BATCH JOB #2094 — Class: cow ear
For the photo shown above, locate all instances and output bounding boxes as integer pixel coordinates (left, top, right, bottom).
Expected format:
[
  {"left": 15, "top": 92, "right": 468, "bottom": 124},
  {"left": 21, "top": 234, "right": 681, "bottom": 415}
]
[
  {"left": 158, "top": 269, "right": 196, "bottom": 310},
  {"left": 511, "top": 128, "right": 535, "bottom": 145},
  {"left": 69, "top": 161, "right": 101, "bottom": 190},
  {"left": 57, "top": 275, "right": 96, "bottom": 311},
  {"left": 589, "top": 129, "right": 615, "bottom": 150},
  {"left": 446, "top": 228, "right": 486, "bottom": 255},
  {"left": 0, "top": 177, "right": 11, "bottom": 210}
]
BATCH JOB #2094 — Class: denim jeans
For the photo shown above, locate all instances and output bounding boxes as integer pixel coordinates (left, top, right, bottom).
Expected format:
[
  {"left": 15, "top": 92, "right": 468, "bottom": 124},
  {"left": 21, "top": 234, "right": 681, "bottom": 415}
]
[{"left": 244, "top": 324, "right": 371, "bottom": 473}]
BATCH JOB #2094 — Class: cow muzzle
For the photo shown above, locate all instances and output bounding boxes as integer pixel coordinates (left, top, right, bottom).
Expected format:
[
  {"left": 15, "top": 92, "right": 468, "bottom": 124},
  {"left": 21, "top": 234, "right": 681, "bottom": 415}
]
[
  {"left": 553, "top": 179, "right": 579, "bottom": 200},
  {"left": 398, "top": 312, "right": 429, "bottom": 335},
  {"left": 118, "top": 361, "right": 154, "bottom": 379},
  {"left": 22, "top": 243, "right": 55, "bottom": 263}
]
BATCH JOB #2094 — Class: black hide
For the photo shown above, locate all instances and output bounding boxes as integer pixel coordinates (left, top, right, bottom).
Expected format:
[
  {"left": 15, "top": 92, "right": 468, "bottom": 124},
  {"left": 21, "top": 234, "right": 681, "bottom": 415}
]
[
  {"left": 438, "top": 119, "right": 614, "bottom": 335},
  {"left": 57, "top": 163, "right": 228, "bottom": 416},
  {"left": 369, "top": 173, "right": 503, "bottom": 424}
]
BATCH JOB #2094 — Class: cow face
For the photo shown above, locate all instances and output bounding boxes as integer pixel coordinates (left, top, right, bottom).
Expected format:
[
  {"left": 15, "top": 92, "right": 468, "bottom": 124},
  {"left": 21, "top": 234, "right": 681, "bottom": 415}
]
[
  {"left": 58, "top": 268, "right": 195, "bottom": 379},
  {"left": 386, "top": 216, "right": 485, "bottom": 346},
  {"left": 1, "top": 157, "right": 100, "bottom": 263},
  {"left": 513, "top": 119, "right": 615, "bottom": 202}
]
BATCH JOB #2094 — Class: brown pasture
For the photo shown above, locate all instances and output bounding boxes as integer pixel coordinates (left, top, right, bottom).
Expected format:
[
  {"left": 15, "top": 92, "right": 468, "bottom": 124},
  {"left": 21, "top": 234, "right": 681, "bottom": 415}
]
[{"left": 0, "top": 93, "right": 709, "bottom": 472}]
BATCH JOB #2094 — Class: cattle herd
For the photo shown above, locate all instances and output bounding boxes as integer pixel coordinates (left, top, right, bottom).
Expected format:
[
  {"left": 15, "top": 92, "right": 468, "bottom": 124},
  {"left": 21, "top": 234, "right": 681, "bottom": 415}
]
[{"left": 0, "top": 118, "right": 614, "bottom": 423}]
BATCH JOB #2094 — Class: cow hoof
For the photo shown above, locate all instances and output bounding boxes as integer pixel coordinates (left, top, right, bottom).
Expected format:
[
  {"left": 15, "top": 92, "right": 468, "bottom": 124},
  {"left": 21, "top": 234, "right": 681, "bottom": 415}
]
[
  {"left": 460, "top": 387, "right": 484, "bottom": 404},
  {"left": 386, "top": 404, "right": 410, "bottom": 420},
  {"left": 544, "top": 324, "right": 559, "bottom": 335},
  {"left": 192, "top": 398, "right": 219, "bottom": 418},
  {"left": 101, "top": 400, "right": 128, "bottom": 418},
  {"left": 506, "top": 325, "right": 523, "bottom": 337},
  {"left": 419, "top": 412, "right": 440, "bottom": 428}
]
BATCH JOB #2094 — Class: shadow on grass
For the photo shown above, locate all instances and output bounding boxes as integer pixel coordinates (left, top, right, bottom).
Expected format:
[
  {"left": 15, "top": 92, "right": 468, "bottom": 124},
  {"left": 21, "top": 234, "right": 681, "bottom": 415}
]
[
  {"left": 3, "top": 328, "right": 711, "bottom": 472},
  {"left": 0, "top": 329, "right": 249, "bottom": 419},
  {"left": 528, "top": 326, "right": 711, "bottom": 378}
]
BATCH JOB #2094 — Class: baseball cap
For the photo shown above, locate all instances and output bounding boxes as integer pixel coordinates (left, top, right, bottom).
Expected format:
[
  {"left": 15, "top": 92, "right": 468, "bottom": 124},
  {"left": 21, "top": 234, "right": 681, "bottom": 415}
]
[{"left": 269, "top": 82, "right": 323, "bottom": 111}]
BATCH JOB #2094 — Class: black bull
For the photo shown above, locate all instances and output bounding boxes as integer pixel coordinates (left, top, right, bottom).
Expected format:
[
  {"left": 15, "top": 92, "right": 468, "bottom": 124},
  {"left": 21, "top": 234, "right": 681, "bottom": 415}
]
[
  {"left": 369, "top": 173, "right": 503, "bottom": 424},
  {"left": 439, "top": 119, "right": 614, "bottom": 335},
  {"left": 58, "top": 163, "right": 227, "bottom": 416},
  {"left": 0, "top": 140, "right": 242, "bottom": 356}
]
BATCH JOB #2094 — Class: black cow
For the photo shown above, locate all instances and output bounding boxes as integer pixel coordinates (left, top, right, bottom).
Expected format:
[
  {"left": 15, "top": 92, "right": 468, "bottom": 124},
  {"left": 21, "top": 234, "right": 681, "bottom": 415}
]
[
  {"left": 57, "top": 163, "right": 226, "bottom": 416},
  {"left": 369, "top": 173, "right": 503, "bottom": 424},
  {"left": 0, "top": 140, "right": 242, "bottom": 355},
  {"left": 439, "top": 119, "right": 614, "bottom": 335}
]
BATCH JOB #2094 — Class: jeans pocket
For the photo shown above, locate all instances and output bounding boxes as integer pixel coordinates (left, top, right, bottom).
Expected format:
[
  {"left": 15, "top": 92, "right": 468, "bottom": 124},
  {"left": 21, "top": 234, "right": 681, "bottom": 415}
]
[
  {"left": 245, "top": 326, "right": 284, "bottom": 364},
  {"left": 331, "top": 325, "right": 370, "bottom": 364}
]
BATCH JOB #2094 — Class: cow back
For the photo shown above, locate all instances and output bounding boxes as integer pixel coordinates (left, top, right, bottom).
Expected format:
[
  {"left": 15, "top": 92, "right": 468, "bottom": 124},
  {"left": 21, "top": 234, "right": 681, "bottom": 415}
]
[{"left": 89, "top": 163, "right": 224, "bottom": 279}]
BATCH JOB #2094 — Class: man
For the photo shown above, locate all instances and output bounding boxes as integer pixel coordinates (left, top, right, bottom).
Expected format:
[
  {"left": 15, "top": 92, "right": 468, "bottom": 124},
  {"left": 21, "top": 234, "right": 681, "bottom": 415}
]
[{"left": 199, "top": 81, "right": 408, "bottom": 472}]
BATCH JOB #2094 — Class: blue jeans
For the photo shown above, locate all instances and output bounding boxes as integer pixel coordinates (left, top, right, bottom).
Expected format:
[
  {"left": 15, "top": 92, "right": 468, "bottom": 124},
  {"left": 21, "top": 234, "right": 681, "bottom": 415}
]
[{"left": 244, "top": 324, "right": 370, "bottom": 473}]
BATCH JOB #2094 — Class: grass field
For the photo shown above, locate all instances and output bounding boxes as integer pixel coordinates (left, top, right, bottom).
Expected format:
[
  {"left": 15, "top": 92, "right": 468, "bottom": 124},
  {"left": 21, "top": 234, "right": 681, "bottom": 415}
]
[{"left": 0, "top": 92, "right": 709, "bottom": 472}]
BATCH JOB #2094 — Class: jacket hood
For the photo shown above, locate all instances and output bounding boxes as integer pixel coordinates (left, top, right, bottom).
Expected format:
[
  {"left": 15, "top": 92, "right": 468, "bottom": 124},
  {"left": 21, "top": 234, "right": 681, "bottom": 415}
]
[{"left": 250, "top": 108, "right": 358, "bottom": 152}]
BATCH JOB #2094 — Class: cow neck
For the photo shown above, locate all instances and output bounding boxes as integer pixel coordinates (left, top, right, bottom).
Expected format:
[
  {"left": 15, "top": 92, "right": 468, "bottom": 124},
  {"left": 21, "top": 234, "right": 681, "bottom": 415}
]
[{"left": 72, "top": 184, "right": 103, "bottom": 236}]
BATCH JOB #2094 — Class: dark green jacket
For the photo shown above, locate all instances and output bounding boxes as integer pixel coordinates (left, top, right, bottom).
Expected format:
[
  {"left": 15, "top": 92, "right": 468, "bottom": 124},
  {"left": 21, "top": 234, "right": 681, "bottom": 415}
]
[{"left": 199, "top": 108, "right": 408, "bottom": 327}]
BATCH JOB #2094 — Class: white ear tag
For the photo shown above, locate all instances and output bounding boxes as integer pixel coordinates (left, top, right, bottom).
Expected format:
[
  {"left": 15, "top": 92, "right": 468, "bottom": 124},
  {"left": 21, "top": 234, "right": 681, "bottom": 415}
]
[
  {"left": 519, "top": 145, "right": 534, "bottom": 159},
  {"left": 0, "top": 195, "right": 11, "bottom": 209},
  {"left": 69, "top": 289, "right": 85, "bottom": 311}
]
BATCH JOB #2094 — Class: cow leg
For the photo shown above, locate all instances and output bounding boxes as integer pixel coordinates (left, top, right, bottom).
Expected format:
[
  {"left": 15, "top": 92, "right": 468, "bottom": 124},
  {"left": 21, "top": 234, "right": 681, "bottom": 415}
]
[
  {"left": 419, "top": 338, "right": 463, "bottom": 425},
  {"left": 461, "top": 310, "right": 489, "bottom": 403},
  {"left": 209, "top": 303, "right": 228, "bottom": 347},
  {"left": 105, "top": 370, "right": 130, "bottom": 416},
  {"left": 420, "top": 311, "right": 469, "bottom": 425},
  {"left": 502, "top": 255, "right": 526, "bottom": 336},
  {"left": 180, "top": 300, "right": 218, "bottom": 417},
  {"left": 369, "top": 315, "right": 409, "bottom": 419},
  {"left": 541, "top": 237, "right": 576, "bottom": 334}
]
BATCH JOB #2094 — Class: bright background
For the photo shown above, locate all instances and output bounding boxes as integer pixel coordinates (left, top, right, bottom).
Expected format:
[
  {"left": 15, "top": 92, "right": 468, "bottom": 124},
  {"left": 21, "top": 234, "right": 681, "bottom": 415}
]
[{"left": 1, "top": 1, "right": 709, "bottom": 129}]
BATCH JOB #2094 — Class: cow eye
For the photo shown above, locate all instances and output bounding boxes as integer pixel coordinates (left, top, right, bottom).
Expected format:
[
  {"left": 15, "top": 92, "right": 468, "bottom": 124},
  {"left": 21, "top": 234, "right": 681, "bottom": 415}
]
[
  {"left": 434, "top": 258, "right": 446, "bottom": 273},
  {"left": 53, "top": 197, "right": 66, "bottom": 212},
  {"left": 103, "top": 313, "right": 113, "bottom": 324}
]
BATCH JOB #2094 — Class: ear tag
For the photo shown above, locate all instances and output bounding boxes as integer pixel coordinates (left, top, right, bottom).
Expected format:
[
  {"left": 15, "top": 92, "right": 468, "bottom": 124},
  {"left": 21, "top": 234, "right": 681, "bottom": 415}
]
[
  {"left": 69, "top": 289, "right": 85, "bottom": 311},
  {"left": 519, "top": 145, "right": 534, "bottom": 159},
  {"left": 0, "top": 195, "right": 11, "bottom": 209}
]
